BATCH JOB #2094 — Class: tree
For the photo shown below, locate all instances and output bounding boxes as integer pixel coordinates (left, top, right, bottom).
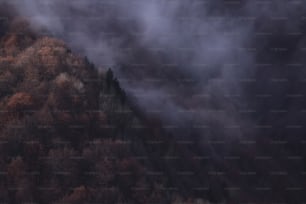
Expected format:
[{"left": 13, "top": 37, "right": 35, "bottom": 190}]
[
  {"left": 106, "top": 68, "right": 113, "bottom": 91},
  {"left": 59, "top": 186, "right": 89, "bottom": 204}
]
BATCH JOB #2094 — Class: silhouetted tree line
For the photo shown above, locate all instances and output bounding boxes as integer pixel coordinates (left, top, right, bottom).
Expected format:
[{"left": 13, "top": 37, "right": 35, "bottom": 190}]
[{"left": 106, "top": 68, "right": 126, "bottom": 105}]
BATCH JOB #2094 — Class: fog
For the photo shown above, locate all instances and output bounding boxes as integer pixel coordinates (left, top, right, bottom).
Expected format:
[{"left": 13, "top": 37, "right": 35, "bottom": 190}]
[
  {"left": 6, "top": 0, "right": 306, "bottom": 202},
  {"left": 10, "top": 0, "right": 306, "bottom": 139}
]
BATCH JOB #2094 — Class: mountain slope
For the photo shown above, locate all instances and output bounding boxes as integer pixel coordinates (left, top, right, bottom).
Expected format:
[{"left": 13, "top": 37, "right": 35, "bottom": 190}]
[
  {"left": 0, "top": 9, "right": 218, "bottom": 204},
  {"left": 4, "top": 5, "right": 306, "bottom": 204}
]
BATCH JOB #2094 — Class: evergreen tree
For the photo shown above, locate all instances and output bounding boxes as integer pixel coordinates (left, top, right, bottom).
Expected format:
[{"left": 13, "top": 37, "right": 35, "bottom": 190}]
[{"left": 106, "top": 68, "right": 113, "bottom": 91}]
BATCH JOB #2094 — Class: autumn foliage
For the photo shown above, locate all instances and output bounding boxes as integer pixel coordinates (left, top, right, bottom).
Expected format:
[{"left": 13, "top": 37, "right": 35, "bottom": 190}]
[{"left": 0, "top": 6, "right": 215, "bottom": 204}]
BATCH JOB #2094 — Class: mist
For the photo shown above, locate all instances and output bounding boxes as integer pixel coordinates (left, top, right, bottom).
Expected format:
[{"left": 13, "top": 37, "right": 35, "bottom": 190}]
[
  {"left": 5, "top": 0, "right": 306, "bottom": 202},
  {"left": 8, "top": 0, "right": 306, "bottom": 154},
  {"left": 8, "top": 0, "right": 254, "bottom": 132}
]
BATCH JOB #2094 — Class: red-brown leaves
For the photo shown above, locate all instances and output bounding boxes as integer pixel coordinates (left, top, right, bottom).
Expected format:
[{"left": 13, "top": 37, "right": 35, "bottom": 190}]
[{"left": 6, "top": 92, "right": 34, "bottom": 113}]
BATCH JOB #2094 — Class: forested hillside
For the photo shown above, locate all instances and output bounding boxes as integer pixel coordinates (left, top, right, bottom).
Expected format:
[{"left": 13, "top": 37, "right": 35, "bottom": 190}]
[
  {"left": 0, "top": 8, "right": 216, "bottom": 204},
  {"left": 2, "top": 2, "right": 306, "bottom": 204}
]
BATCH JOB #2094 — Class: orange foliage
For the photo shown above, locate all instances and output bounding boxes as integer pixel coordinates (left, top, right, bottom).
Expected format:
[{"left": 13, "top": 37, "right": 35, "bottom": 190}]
[
  {"left": 6, "top": 92, "right": 34, "bottom": 112},
  {"left": 60, "top": 186, "right": 89, "bottom": 204}
]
